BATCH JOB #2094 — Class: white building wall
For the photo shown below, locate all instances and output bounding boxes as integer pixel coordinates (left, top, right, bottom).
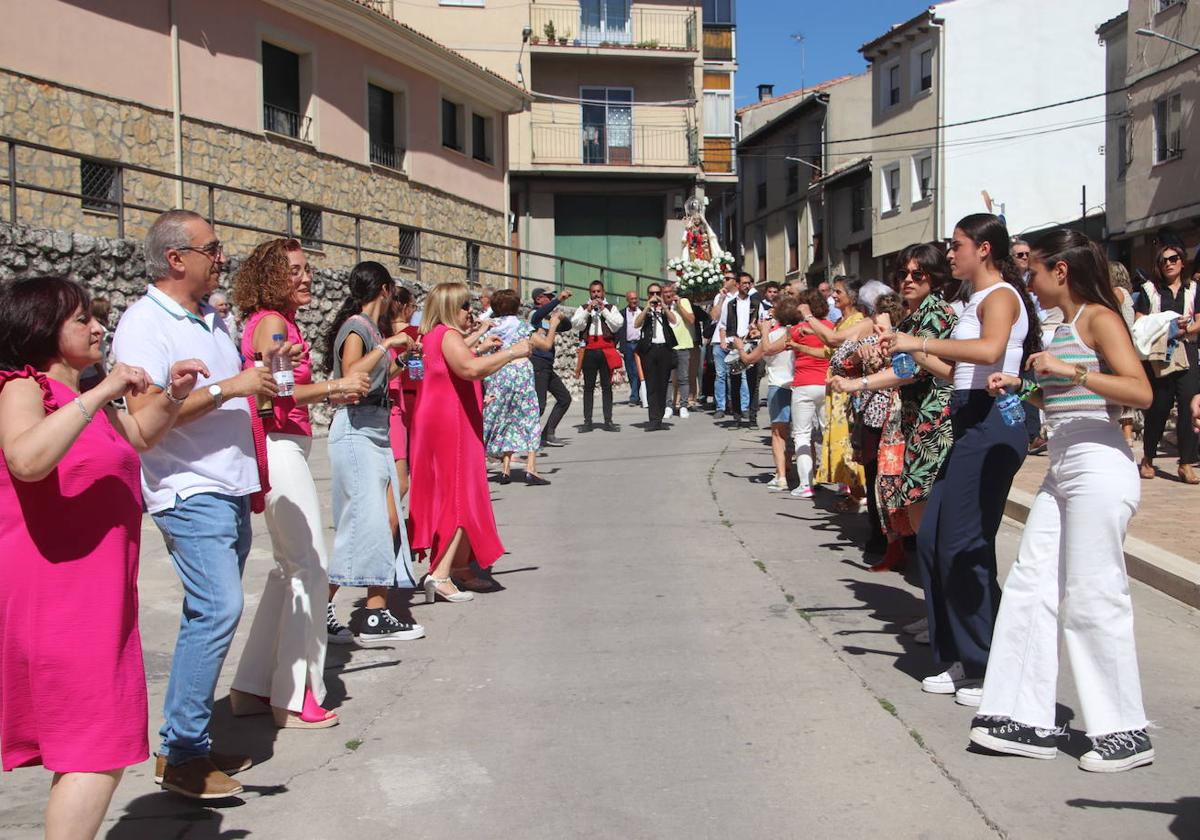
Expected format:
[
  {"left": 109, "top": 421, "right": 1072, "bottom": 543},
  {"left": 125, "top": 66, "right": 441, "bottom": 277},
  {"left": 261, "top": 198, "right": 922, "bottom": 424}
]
[{"left": 937, "top": 0, "right": 1125, "bottom": 239}]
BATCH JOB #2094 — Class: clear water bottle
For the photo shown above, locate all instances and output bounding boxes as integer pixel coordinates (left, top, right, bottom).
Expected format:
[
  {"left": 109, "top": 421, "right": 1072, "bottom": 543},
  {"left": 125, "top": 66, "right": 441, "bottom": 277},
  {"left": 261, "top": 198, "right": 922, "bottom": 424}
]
[
  {"left": 997, "top": 388, "right": 1025, "bottom": 427},
  {"left": 268, "top": 332, "right": 295, "bottom": 397},
  {"left": 891, "top": 352, "right": 917, "bottom": 378},
  {"left": 406, "top": 349, "right": 425, "bottom": 381}
]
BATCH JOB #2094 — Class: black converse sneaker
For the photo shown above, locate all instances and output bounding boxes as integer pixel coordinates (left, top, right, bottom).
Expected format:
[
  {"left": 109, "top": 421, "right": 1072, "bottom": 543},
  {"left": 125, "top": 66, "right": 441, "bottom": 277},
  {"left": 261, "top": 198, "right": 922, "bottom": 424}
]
[
  {"left": 1079, "top": 729, "right": 1155, "bottom": 773},
  {"left": 355, "top": 608, "right": 425, "bottom": 644},
  {"left": 969, "top": 716, "right": 1060, "bottom": 759},
  {"left": 326, "top": 603, "right": 355, "bottom": 645}
]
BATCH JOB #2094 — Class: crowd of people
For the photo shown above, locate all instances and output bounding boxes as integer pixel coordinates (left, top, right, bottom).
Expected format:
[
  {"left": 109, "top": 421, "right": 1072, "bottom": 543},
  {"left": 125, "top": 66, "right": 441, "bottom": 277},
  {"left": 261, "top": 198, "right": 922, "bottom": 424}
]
[{"left": 1, "top": 205, "right": 1196, "bottom": 838}]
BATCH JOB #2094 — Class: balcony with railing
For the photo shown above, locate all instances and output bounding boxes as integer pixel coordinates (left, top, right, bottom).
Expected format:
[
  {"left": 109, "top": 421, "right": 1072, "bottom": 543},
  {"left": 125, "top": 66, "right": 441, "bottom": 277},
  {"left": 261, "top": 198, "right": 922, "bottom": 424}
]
[
  {"left": 263, "top": 103, "right": 312, "bottom": 142},
  {"left": 529, "top": 122, "right": 698, "bottom": 170},
  {"left": 529, "top": 4, "right": 697, "bottom": 54},
  {"left": 369, "top": 139, "right": 404, "bottom": 170}
]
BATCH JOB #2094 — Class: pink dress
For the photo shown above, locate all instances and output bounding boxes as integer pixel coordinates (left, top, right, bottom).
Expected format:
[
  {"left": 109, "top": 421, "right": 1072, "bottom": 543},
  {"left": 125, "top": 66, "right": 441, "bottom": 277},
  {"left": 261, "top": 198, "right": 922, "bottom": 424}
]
[
  {"left": 0, "top": 369, "right": 148, "bottom": 772},
  {"left": 409, "top": 325, "right": 504, "bottom": 568}
]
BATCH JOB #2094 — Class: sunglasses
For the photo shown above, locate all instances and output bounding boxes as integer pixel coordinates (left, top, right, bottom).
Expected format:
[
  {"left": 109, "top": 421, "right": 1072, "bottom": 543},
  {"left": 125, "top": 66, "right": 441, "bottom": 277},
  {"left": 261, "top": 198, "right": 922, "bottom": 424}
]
[
  {"left": 1013, "top": 251, "right": 1030, "bottom": 259},
  {"left": 895, "top": 268, "right": 930, "bottom": 284},
  {"left": 461, "top": 301, "right": 472, "bottom": 311},
  {"left": 1161, "top": 254, "right": 1183, "bottom": 266}
]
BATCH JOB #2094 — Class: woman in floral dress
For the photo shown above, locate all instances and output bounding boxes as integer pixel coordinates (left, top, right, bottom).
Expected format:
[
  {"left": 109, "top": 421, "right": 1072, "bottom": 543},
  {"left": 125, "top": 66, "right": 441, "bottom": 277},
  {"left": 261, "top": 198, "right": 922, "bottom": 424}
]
[{"left": 483, "top": 289, "right": 559, "bottom": 485}]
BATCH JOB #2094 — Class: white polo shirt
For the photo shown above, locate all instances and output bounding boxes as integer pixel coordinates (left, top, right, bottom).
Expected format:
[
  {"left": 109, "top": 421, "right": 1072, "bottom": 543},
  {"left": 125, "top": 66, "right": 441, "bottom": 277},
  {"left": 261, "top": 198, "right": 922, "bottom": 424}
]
[{"left": 113, "top": 283, "right": 258, "bottom": 513}]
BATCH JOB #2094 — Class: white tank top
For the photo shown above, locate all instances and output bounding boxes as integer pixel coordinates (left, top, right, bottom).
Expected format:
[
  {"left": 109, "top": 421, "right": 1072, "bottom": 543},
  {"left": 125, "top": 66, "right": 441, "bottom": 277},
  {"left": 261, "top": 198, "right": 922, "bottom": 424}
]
[
  {"left": 952, "top": 282, "right": 1029, "bottom": 390},
  {"left": 764, "top": 327, "right": 794, "bottom": 388}
]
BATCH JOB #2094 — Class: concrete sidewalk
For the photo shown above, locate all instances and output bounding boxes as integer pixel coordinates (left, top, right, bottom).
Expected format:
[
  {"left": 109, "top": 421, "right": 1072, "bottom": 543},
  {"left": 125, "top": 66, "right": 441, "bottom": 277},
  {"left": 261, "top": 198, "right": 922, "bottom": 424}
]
[{"left": 0, "top": 401, "right": 1197, "bottom": 838}]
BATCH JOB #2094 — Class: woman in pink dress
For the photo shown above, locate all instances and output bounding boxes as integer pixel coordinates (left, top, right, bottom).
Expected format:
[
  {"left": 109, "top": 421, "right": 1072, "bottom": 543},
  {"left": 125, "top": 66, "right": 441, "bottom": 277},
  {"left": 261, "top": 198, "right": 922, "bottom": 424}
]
[
  {"left": 0, "top": 277, "right": 205, "bottom": 839},
  {"left": 409, "top": 282, "right": 532, "bottom": 603}
]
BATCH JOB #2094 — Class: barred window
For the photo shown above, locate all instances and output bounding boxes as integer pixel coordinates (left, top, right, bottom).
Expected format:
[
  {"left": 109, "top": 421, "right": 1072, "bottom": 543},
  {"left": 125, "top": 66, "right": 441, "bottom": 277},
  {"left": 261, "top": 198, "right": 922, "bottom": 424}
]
[
  {"left": 80, "top": 160, "right": 119, "bottom": 212},
  {"left": 299, "top": 205, "right": 323, "bottom": 250}
]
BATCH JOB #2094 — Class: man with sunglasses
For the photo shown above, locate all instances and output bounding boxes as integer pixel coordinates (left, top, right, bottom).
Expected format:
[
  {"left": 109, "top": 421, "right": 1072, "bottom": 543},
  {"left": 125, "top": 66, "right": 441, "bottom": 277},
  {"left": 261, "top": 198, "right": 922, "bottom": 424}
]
[{"left": 114, "top": 210, "right": 277, "bottom": 799}]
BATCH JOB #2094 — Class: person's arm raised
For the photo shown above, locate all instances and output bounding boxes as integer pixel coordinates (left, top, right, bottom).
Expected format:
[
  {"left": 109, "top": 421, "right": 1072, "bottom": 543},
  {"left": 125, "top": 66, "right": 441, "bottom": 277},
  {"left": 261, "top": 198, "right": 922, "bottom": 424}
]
[
  {"left": 887, "top": 287, "right": 1018, "bottom": 365},
  {"left": 441, "top": 329, "right": 532, "bottom": 381}
]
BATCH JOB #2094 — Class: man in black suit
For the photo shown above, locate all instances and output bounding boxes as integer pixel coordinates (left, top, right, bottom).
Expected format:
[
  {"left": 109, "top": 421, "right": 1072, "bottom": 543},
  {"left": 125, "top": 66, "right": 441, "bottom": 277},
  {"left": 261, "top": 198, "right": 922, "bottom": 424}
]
[
  {"left": 718, "top": 272, "right": 766, "bottom": 428},
  {"left": 617, "top": 290, "right": 643, "bottom": 406},
  {"left": 635, "top": 281, "right": 678, "bottom": 431}
]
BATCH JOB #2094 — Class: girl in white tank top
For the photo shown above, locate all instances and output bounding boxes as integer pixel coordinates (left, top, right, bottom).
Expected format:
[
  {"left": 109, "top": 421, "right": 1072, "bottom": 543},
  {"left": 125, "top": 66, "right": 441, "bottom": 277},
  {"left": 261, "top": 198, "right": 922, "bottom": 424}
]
[{"left": 951, "top": 283, "right": 1028, "bottom": 390}]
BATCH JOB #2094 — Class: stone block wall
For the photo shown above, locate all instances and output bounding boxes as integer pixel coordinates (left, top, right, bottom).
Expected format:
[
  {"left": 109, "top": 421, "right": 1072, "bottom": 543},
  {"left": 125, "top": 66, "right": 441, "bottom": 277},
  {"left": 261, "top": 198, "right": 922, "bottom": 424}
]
[{"left": 0, "top": 69, "right": 509, "bottom": 288}]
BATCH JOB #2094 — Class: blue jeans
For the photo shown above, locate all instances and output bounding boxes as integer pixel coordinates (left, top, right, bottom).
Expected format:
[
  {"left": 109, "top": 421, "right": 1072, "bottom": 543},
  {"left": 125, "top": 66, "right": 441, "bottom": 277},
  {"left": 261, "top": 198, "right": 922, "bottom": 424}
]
[
  {"left": 152, "top": 492, "right": 252, "bottom": 765},
  {"left": 712, "top": 345, "right": 748, "bottom": 413},
  {"left": 622, "top": 343, "right": 640, "bottom": 403}
]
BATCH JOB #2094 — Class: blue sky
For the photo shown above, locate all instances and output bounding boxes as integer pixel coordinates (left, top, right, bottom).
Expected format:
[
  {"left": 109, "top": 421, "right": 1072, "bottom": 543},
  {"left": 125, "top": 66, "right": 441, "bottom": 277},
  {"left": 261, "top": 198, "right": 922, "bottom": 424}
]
[{"left": 734, "top": 0, "right": 934, "bottom": 107}]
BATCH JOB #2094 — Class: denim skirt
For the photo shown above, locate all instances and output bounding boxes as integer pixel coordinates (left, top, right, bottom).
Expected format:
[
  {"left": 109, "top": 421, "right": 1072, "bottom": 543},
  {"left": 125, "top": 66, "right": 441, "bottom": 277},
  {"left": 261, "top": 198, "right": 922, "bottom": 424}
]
[
  {"left": 767, "top": 385, "right": 792, "bottom": 425},
  {"left": 328, "top": 405, "right": 416, "bottom": 588}
]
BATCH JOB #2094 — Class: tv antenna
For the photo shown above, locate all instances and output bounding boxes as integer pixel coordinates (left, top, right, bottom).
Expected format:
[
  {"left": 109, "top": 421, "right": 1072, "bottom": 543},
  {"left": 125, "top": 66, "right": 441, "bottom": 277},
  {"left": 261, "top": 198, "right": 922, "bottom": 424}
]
[{"left": 790, "top": 32, "right": 806, "bottom": 93}]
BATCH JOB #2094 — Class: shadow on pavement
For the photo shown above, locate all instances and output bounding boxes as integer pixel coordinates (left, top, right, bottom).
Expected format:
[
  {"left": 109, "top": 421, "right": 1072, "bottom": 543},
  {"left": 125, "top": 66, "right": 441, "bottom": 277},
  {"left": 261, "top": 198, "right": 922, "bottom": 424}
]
[
  {"left": 106, "top": 784, "right": 287, "bottom": 839},
  {"left": 1065, "top": 796, "right": 1200, "bottom": 839}
]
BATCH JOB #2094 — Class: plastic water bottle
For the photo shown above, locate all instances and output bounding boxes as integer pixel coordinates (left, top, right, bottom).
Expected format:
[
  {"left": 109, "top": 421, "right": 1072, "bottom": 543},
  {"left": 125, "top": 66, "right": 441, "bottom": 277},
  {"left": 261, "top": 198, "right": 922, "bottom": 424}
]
[
  {"left": 891, "top": 352, "right": 917, "bottom": 378},
  {"left": 268, "top": 333, "right": 295, "bottom": 397},
  {"left": 406, "top": 349, "right": 425, "bottom": 381},
  {"left": 997, "top": 388, "right": 1025, "bottom": 427}
]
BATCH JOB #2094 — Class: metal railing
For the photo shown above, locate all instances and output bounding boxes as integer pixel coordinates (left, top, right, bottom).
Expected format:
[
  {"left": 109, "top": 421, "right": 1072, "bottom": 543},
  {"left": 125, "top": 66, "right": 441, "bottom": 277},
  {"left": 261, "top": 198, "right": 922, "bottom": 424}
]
[
  {"left": 369, "top": 139, "right": 403, "bottom": 169},
  {"left": 530, "top": 5, "right": 697, "bottom": 51},
  {"left": 532, "top": 123, "right": 698, "bottom": 167},
  {"left": 0, "top": 135, "right": 681, "bottom": 303},
  {"left": 263, "top": 103, "right": 311, "bottom": 142}
]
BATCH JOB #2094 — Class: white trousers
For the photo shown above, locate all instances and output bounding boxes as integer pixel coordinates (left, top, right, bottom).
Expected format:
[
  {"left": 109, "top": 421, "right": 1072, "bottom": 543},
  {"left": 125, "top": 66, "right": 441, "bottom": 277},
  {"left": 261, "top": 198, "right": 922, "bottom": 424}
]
[
  {"left": 790, "top": 385, "right": 826, "bottom": 492},
  {"left": 978, "top": 420, "right": 1148, "bottom": 736},
  {"left": 232, "top": 433, "right": 329, "bottom": 710}
]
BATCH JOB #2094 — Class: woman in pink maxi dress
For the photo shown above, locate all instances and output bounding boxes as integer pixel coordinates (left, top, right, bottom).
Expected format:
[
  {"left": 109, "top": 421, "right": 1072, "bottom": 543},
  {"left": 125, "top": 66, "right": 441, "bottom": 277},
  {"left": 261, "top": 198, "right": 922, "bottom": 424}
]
[{"left": 408, "top": 283, "right": 533, "bottom": 603}]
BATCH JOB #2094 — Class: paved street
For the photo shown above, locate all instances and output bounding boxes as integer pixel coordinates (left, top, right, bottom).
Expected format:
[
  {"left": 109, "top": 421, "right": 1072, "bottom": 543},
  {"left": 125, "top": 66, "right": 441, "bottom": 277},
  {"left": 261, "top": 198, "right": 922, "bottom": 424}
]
[{"left": 2, "top": 401, "right": 1198, "bottom": 839}]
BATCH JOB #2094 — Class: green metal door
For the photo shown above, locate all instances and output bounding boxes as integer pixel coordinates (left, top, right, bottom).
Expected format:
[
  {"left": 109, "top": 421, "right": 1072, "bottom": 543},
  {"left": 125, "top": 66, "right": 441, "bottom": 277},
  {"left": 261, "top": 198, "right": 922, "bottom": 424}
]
[{"left": 555, "top": 194, "right": 665, "bottom": 299}]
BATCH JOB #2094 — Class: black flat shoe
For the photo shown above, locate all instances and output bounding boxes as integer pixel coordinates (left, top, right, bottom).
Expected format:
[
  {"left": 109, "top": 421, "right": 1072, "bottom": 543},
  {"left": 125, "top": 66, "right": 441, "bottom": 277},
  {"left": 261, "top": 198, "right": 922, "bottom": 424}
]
[
  {"left": 525, "top": 473, "right": 551, "bottom": 486},
  {"left": 497, "top": 473, "right": 511, "bottom": 485},
  {"left": 602, "top": 422, "right": 620, "bottom": 432}
]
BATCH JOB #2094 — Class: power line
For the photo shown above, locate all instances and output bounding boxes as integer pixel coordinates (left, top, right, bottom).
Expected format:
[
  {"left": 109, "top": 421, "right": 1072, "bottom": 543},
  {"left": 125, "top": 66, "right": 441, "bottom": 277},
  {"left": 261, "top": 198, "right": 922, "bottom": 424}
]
[{"left": 739, "top": 86, "right": 1129, "bottom": 152}]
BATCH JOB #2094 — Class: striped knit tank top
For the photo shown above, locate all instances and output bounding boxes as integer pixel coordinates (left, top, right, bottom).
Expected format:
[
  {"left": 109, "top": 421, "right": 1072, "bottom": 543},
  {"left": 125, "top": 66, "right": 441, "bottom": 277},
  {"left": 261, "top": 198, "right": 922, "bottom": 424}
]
[{"left": 1038, "top": 305, "right": 1115, "bottom": 427}]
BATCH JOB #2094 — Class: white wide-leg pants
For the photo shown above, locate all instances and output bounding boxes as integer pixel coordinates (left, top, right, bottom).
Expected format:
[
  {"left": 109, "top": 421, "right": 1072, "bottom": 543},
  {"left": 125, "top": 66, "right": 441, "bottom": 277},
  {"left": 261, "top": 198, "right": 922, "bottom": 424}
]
[
  {"left": 232, "top": 433, "right": 329, "bottom": 711},
  {"left": 978, "top": 420, "right": 1148, "bottom": 736}
]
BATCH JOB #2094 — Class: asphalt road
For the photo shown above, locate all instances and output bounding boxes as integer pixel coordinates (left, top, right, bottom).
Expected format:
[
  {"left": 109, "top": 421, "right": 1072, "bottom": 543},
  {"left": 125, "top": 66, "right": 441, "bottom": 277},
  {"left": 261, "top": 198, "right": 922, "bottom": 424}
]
[{"left": 2, "top": 399, "right": 1197, "bottom": 839}]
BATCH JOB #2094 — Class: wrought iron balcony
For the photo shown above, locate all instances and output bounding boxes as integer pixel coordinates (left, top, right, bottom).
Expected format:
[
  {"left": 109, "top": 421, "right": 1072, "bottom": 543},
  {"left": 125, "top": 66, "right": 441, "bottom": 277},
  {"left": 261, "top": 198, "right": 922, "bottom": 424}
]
[
  {"left": 263, "top": 103, "right": 312, "bottom": 142},
  {"left": 369, "top": 139, "right": 404, "bottom": 170},
  {"left": 530, "top": 4, "right": 697, "bottom": 52}
]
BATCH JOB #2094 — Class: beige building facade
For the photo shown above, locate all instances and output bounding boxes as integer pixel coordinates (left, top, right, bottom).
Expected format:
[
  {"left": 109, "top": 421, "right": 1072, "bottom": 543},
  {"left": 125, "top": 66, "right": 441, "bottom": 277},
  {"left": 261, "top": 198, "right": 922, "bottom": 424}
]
[
  {"left": 1099, "top": 1, "right": 1200, "bottom": 271},
  {"left": 0, "top": 0, "right": 528, "bottom": 283}
]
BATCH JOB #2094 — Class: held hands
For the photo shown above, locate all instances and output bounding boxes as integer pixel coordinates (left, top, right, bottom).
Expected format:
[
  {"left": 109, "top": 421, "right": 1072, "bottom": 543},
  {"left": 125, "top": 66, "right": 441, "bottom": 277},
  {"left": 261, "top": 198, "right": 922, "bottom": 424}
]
[
  {"left": 329, "top": 372, "right": 370, "bottom": 405},
  {"left": 986, "top": 372, "right": 1022, "bottom": 398},
  {"left": 98, "top": 362, "right": 154, "bottom": 402},
  {"left": 507, "top": 339, "right": 532, "bottom": 360},
  {"left": 165, "top": 359, "right": 210, "bottom": 401},
  {"left": 477, "top": 335, "right": 503, "bottom": 354},
  {"left": 830, "top": 376, "right": 855, "bottom": 394},
  {"left": 1025, "top": 351, "right": 1072, "bottom": 380},
  {"left": 384, "top": 332, "right": 414, "bottom": 351},
  {"left": 798, "top": 302, "right": 812, "bottom": 319},
  {"left": 230, "top": 366, "right": 278, "bottom": 399},
  {"left": 558, "top": 290, "right": 573, "bottom": 302},
  {"left": 879, "top": 331, "right": 917, "bottom": 355}
]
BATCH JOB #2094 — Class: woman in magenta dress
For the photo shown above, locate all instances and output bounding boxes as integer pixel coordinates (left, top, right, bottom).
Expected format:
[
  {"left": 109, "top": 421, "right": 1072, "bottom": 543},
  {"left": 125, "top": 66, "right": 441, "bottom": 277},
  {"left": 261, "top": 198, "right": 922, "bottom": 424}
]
[
  {"left": 0, "top": 277, "right": 205, "bottom": 839},
  {"left": 409, "top": 282, "right": 532, "bottom": 603}
]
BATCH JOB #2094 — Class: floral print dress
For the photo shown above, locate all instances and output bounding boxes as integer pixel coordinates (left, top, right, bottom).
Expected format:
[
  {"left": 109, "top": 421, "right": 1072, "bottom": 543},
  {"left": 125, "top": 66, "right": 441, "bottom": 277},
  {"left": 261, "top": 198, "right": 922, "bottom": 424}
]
[
  {"left": 482, "top": 316, "right": 541, "bottom": 456},
  {"left": 890, "top": 294, "right": 958, "bottom": 520}
]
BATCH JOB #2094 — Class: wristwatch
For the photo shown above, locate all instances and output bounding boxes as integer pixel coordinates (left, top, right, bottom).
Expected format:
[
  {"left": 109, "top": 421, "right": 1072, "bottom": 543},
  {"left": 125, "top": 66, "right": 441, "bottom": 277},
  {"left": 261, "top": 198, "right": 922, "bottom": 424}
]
[{"left": 208, "top": 383, "right": 225, "bottom": 408}]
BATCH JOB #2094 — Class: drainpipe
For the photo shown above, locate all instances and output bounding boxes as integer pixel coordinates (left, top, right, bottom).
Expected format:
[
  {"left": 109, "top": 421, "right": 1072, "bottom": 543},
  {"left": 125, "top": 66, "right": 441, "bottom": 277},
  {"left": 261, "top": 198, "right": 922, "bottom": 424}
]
[
  {"left": 169, "top": 0, "right": 183, "bottom": 208},
  {"left": 934, "top": 23, "right": 946, "bottom": 243}
]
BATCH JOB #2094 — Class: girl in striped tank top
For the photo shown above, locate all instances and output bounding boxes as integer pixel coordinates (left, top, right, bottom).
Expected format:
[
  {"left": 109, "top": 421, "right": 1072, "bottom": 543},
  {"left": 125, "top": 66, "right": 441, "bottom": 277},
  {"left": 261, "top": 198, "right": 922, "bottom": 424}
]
[{"left": 970, "top": 230, "right": 1156, "bottom": 773}]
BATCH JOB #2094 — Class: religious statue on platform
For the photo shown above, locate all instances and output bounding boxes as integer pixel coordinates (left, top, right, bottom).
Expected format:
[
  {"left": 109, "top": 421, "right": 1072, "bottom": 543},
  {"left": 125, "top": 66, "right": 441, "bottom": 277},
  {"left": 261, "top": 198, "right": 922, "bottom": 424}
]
[{"left": 668, "top": 196, "right": 733, "bottom": 296}]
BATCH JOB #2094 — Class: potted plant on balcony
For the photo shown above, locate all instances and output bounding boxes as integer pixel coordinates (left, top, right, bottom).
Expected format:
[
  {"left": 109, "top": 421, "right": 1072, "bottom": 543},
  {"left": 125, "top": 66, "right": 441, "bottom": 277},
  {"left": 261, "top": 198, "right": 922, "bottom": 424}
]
[
  {"left": 543, "top": 20, "right": 556, "bottom": 43},
  {"left": 559, "top": 29, "right": 570, "bottom": 46}
]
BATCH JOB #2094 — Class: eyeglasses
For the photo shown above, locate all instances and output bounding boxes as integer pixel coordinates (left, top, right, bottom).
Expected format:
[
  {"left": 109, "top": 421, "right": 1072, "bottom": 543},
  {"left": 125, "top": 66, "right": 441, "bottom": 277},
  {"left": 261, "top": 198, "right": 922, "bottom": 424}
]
[
  {"left": 461, "top": 301, "right": 472, "bottom": 311},
  {"left": 895, "top": 268, "right": 930, "bottom": 284},
  {"left": 1161, "top": 254, "right": 1183, "bottom": 266},
  {"left": 177, "top": 241, "right": 224, "bottom": 259},
  {"left": 1013, "top": 251, "right": 1030, "bottom": 259}
]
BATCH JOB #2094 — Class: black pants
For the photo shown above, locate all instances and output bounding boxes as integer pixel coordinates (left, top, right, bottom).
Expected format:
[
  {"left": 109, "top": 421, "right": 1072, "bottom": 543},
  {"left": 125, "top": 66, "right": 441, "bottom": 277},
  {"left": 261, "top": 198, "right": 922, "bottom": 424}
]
[
  {"left": 582, "top": 348, "right": 614, "bottom": 424},
  {"left": 860, "top": 424, "right": 884, "bottom": 544},
  {"left": 1143, "top": 359, "right": 1198, "bottom": 464},
  {"left": 533, "top": 357, "right": 571, "bottom": 440},
  {"left": 639, "top": 344, "right": 674, "bottom": 425},
  {"left": 729, "top": 364, "right": 761, "bottom": 418}
]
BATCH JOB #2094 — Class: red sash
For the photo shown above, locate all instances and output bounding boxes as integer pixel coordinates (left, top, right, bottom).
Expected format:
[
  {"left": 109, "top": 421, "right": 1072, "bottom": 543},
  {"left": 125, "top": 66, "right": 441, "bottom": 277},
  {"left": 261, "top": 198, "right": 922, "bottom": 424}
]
[{"left": 585, "top": 335, "right": 622, "bottom": 370}]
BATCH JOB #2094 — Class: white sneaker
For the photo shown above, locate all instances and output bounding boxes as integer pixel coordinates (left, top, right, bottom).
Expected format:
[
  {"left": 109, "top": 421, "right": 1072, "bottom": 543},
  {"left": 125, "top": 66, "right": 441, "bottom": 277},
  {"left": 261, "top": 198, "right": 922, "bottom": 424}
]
[
  {"left": 664, "top": 406, "right": 673, "bottom": 417},
  {"left": 955, "top": 685, "right": 983, "bottom": 707},
  {"left": 922, "top": 662, "right": 980, "bottom": 695},
  {"left": 913, "top": 629, "right": 930, "bottom": 645},
  {"left": 679, "top": 406, "right": 689, "bottom": 419},
  {"left": 766, "top": 475, "right": 786, "bottom": 490},
  {"left": 902, "top": 617, "right": 929, "bottom": 635},
  {"left": 789, "top": 486, "right": 814, "bottom": 499}
]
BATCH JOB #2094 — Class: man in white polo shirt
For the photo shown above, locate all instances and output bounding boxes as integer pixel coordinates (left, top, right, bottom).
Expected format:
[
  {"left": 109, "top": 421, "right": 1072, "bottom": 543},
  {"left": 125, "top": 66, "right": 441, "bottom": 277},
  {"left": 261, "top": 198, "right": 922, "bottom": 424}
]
[{"left": 114, "top": 210, "right": 276, "bottom": 800}]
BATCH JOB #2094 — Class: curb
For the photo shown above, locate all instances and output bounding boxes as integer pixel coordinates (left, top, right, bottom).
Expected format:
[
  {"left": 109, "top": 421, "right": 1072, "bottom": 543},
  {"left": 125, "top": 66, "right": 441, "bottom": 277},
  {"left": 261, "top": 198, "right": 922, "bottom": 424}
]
[{"left": 1005, "top": 488, "right": 1200, "bottom": 610}]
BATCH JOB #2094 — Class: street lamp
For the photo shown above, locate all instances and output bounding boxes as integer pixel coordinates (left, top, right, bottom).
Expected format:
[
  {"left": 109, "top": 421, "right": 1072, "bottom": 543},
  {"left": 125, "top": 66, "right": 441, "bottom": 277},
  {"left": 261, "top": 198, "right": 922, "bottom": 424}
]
[
  {"left": 785, "top": 156, "right": 823, "bottom": 176},
  {"left": 1134, "top": 27, "right": 1200, "bottom": 53}
]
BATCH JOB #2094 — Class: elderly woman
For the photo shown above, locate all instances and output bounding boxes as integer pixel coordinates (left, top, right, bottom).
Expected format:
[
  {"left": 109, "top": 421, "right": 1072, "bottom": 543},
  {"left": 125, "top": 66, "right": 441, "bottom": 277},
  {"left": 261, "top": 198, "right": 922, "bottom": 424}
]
[
  {"left": 799, "top": 277, "right": 875, "bottom": 507},
  {"left": 483, "top": 288, "right": 559, "bottom": 485},
  {"left": 228, "top": 238, "right": 369, "bottom": 728},
  {"left": 0, "top": 277, "right": 204, "bottom": 839},
  {"left": 410, "top": 283, "right": 533, "bottom": 603}
]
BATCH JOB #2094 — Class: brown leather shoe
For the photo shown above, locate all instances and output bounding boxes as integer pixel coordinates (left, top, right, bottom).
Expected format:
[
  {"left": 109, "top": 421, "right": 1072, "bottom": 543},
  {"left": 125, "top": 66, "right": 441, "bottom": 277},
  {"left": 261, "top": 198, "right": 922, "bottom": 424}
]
[
  {"left": 1139, "top": 460, "right": 1155, "bottom": 479},
  {"left": 1179, "top": 464, "right": 1200, "bottom": 485},
  {"left": 154, "top": 751, "right": 252, "bottom": 784},
  {"left": 159, "top": 756, "right": 247, "bottom": 798}
]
